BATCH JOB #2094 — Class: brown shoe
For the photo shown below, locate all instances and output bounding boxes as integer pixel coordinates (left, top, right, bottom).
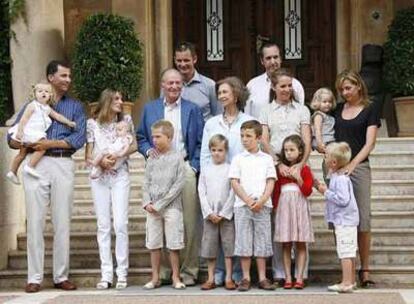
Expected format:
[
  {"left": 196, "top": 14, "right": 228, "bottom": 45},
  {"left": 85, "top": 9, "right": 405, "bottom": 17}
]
[
  {"left": 238, "top": 279, "right": 251, "bottom": 292},
  {"left": 54, "top": 280, "right": 77, "bottom": 290},
  {"left": 201, "top": 281, "right": 216, "bottom": 290},
  {"left": 25, "top": 283, "right": 41, "bottom": 293},
  {"left": 225, "top": 280, "right": 237, "bottom": 290},
  {"left": 258, "top": 279, "right": 276, "bottom": 290}
]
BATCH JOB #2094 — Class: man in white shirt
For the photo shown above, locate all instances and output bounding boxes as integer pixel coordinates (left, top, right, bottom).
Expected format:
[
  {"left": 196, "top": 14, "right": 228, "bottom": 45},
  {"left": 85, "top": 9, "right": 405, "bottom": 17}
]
[{"left": 245, "top": 42, "right": 305, "bottom": 119}]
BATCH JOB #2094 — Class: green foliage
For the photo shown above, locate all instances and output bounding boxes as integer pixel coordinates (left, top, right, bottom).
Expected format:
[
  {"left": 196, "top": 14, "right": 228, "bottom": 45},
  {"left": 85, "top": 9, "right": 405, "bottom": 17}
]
[
  {"left": 383, "top": 7, "right": 414, "bottom": 97},
  {"left": 71, "top": 13, "right": 144, "bottom": 103},
  {"left": 0, "top": 0, "right": 13, "bottom": 125},
  {"left": 9, "top": 0, "right": 26, "bottom": 24}
]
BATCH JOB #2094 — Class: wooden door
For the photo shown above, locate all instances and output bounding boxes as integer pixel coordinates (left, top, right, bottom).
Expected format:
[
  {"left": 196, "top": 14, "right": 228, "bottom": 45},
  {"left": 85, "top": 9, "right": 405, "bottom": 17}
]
[{"left": 172, "top": 0, "right": 336, "bottom": 102}]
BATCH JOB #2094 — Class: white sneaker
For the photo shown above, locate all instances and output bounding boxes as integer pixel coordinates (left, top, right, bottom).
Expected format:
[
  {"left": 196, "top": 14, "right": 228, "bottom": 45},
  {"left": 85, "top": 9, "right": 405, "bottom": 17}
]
[
  {"left": 96, "top": 281, "right": 112, "bottom": 289},
  {"left": 23, "top": 165, "right": 41, "bottom": 178},
  {"left": 116, "top": 279, "right": 127, "bottom": 289},
  {"left": 6, "top": 171, "right": 20, "bottom": 185},
  {"left": 327, "top": 283, "right": 354, "bottom": 293}
]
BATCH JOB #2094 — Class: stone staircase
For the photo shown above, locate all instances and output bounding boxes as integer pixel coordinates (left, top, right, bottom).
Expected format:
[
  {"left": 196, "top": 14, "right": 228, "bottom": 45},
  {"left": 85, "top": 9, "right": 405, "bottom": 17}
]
[{"left": 0, "top": 138, "right": 413, "bottom": 288}]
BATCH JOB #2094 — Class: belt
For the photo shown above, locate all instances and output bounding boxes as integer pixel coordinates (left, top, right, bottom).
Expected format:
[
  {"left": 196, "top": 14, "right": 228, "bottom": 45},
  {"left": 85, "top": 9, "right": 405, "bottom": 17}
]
[{"left": 44, "top": 151, "right": 73, "bottom": 158}]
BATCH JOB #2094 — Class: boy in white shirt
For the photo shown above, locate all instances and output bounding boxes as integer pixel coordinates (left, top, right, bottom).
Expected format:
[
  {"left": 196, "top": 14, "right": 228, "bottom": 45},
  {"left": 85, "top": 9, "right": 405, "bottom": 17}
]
[
  {"left": 198, "top": 134, "right": 236, "bottom": 290},
  {"left": 229, "top": 120, "right": 276, "bottom": 291}
]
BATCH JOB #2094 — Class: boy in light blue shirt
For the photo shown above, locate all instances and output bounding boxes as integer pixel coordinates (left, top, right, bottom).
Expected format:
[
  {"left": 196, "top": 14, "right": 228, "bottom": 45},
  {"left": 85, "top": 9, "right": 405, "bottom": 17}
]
[{"left": 316, "top": 142, "right": 359, "bottom": 293}]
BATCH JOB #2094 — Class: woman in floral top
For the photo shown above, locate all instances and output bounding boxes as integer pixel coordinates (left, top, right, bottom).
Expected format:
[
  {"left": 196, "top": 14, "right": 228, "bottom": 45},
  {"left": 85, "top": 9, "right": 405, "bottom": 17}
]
[{"left": 85, "top": 89, "right": 137, "bottom": 290}]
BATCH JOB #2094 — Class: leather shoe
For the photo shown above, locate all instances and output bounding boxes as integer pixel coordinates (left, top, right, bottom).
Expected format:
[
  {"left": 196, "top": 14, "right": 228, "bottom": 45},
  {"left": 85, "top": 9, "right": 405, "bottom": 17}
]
[
  {"left": 54, "top": 280, "right": 77, "bottom": 290},
  {"left": 25, "top": 283, "right": 41, "bottom": 293},
  {"left": 224, "top": 280, "right": 237, "bottom": 290},
  {"left": 200, "top": 281, "right": 216, "bottom": 290}
]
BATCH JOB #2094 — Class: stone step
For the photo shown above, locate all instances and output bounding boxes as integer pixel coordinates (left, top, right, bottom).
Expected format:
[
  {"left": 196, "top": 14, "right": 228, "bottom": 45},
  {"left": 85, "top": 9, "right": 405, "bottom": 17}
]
[
  {"left": 308, "top": 265, "right": 414, "bottom": 287},
  {"left": 371, "top": 138, "right": 414, "bottom": 152},
  {"left": 309, "top": 195, "right": 414, "bottom": 212},
  {"left": 309, "top": 151, "right": 414, "bottom": 166},
  {"left": 8, "top": 249, "right": 151, "bottom": 270},
  {"left": 308, "top": 246, "right": 414, "bottom": 266},
  {"left": 17, "top": 231, "right": 146, "bottom": 251},
  {"left": 74, "top": 169, "right": 144, "bottom": 184},
  {"left": 312, "top": 165, "right": 414, "bottom": 180},
  {"left": 73, "top": 183, "right": 142, "bottom": 200},
  {"left": 71, "top": 198, "right": 144, "bottom": 216},
  {"left": 314, "top": 228, "right": 414, "bottom": 247},
  {"left": 44, "top": 215, "right": 146, "bottom": 233},
  {"left": 311, "top": 211, "right": 414, "bottom": 229},
  {"left": 0, "top": 268, "right": 152, "bottom": 289}
]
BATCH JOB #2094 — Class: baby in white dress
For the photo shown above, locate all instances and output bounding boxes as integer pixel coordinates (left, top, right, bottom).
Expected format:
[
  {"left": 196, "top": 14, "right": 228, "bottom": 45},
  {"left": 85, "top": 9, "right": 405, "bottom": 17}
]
[
  {"left": 89, "top": 120, "right": 133, "bottom": 179},
  {"left": 6, "top": 83, "right": 76, "bottom": 184}
]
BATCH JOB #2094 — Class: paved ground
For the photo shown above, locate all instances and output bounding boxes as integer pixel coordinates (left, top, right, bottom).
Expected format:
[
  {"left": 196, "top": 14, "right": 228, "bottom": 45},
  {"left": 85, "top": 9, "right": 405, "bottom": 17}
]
[{"left": 0, "top": 286, "right": 413, "bottom": 304}]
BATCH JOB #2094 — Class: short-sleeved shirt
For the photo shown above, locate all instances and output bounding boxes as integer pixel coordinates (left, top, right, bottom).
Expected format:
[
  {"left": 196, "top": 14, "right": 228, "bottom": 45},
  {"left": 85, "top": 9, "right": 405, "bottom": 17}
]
[
  {"left": 334, "top": 102, "right": 381, "bottom": 161},
  {"left": 245, "top": 73, "right": 305, "bottom": 119},
  {"left": 86, "top": 115, "right": 134, "bottom": 165},
  {"left": 229, "top": 150, "right": 277, "bottom": 208},
  {"left": 259, "top": 100, "right": 311, "bottom": 154}
]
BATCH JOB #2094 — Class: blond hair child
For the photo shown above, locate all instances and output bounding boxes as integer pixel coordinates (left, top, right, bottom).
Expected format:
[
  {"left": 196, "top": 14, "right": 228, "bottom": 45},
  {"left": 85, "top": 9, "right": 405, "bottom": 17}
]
[
  {"left": 316, "top": 142, "right": 359, "bottom": 293},
  {"left": 310, "top": 88, "right": 336, "bottom": 153},
  {"left": 6, "top": 83, "right": 76, "bottom": 184}
]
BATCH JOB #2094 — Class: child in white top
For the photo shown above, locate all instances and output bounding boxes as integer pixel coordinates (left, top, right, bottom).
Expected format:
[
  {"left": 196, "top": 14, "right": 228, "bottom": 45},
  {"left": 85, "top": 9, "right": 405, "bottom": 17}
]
[
  {"left": 310, "top": 88, "right": 336, "bottom": 153},
  {"left": 229, "top": 120, "right": 276, "bottom": 291},
  {"left": 89, "top": 120, "right": 133, "bottom": 179},
  {"left": 316, "top": 142, "right": 359, "bottom": 293},
  {"left": 6, "top": 83, "right": 76, "bottom": 184},
  {"left": 198, "top": 134, "right": 236, "bottom": 291}
]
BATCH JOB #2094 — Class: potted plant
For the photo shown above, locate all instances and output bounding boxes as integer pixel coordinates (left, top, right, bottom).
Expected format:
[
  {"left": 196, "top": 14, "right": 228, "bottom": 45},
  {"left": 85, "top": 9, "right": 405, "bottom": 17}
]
[
  {"left": 71, "top": 13, "right": 144, "bottom": 115},
  {"left": 383, "top": 7, "right": 414, "bottom": 136}
]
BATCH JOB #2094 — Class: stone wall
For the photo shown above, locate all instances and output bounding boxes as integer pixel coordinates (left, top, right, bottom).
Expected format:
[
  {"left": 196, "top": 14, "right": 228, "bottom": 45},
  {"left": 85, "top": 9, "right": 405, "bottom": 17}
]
[{"left": 0, "top": 128, "right": 26, "bottom": 269}]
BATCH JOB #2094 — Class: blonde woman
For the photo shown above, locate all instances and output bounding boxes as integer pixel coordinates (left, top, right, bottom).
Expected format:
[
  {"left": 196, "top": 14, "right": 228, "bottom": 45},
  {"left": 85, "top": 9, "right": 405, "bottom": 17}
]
[
  {"left": 334, "top": 70, "right": 381, "bottom": 288},
  {"left": 85, "top": 89, "right": 137, "bottom": 289}
]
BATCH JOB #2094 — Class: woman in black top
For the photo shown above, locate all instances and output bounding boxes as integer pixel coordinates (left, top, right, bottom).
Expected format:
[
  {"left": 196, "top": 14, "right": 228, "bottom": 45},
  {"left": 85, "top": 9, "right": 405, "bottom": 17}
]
[{"left": 334, "top": 70, "right": 381, "bottom": 287}]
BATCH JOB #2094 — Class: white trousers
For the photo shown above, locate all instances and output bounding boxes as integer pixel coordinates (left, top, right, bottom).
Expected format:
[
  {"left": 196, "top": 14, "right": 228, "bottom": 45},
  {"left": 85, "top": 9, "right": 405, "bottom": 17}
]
[
  {"left": 23, "top": 156, "right": 74, "bottom": 284},
  {"left": 90, "top": 170, "right": 130, "bottom": 283}
]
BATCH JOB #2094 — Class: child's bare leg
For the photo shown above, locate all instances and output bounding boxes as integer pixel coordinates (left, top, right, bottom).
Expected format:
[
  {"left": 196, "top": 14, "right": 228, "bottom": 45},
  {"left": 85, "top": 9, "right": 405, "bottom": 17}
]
[
  {"left": 256, "top": 257, "right": 267, "bottom": 282},
  {"left": 341, "top": 258, "right": 354, "bottom": 286},
  {"left": 206, "top": 258, "right": 216, "bottom": 283},
  {"left": 295, "top": 242, "right": 307, "bottom": 282},
  {"left": 351, "top": 258, "right": 356, "bottom": 284},
  {"left": 150, "top": 249, "right": 161, "bottom": 283},
  {"left": 170, "top": 250, "right": 182, "bottom": 284},
  {"left": 283, "top": 242, "right": 293, "bottom": 282},
  {"left": 28, "top": 150, "right": 45, "bottom": 168},
  {"left": 10, "top": 147, "right": 28, "bottom": 173},
  {"left": 224, "top": 257, "right": 233, "bottom": 282},
  {"left": 240, "top": 257, "right": 251, "bottom": 281}
]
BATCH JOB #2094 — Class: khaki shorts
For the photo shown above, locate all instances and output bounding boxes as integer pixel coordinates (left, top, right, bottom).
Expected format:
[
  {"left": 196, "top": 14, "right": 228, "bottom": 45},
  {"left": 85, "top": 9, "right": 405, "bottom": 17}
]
[
  {"left": 335, "top": 225, "right": 358, "bottom": 259},
  {"left": 145, "top": 207, "right": 184, "bottom": 250},
  {"left": 201, "top": 218, "right": 235, "bottom": 258},
  {"left": 350, "top": 162, "right": 371, "bottom": 232}
]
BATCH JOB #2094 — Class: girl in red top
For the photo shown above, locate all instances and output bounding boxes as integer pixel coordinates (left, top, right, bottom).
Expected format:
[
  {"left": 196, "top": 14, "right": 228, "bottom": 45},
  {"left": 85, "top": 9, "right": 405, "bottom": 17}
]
[{"left": 273, "top": 135, "right": 314, "bottom": 289}]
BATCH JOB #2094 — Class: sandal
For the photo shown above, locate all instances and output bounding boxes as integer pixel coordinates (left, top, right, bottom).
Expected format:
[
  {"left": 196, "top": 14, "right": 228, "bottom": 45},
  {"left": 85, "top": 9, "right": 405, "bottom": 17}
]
[
  {"left": 283, "top": 281, "right": 293, "bottom": 289},
  {"left": 172, "top": 281, "right": 186, "bottom": 289},
  {"left": 96, "top": 281, "right": 112, "bottom": 289},
  {"left": 143, "top": 281, "right": 161, "bottom": 290},
  {"left": 358, "top": 269, "right": 376, "bottom": 288},
  {"left": 294, "top": 281, "right": 304, "bottom": 289}
]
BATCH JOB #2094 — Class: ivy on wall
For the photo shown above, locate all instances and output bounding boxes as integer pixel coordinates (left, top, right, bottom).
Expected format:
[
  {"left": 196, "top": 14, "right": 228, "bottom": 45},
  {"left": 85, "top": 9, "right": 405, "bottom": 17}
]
[{"left": 0, "top": 0, "right": 13, "bottom": 125}]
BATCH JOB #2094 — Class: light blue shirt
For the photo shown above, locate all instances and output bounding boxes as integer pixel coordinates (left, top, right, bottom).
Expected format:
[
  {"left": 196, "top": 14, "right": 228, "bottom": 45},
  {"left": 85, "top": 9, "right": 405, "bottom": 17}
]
[
  {"left": 181, "top": 70, "right": 222, "bottom": 121},
  {"left": 200, "top": 112, "right": 254, "bottom": 169},
  {"left": 325, "top": 172, "right": 359, "bottom": 226}
]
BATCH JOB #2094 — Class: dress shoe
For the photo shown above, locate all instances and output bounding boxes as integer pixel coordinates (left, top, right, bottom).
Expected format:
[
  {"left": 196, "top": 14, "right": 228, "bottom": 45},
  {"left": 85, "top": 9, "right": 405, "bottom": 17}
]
[
  {"left": 25, "top": 283, "right": 40, "bottom": 293},
  {"left": 224, "top": 280, "right": 237, "bottom": 290},
  {"left": 200, "top": 281, "right": 216, "bottom": 290},
  {"left": 54, "top": 280, "right": 77, "bottom": 290}
]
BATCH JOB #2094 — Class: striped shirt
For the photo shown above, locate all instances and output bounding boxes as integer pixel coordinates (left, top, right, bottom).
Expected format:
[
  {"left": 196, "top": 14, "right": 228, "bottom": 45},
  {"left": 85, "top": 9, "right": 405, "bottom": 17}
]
[{"left": 46, "top": 95, "right": 86, "bottom": 154}]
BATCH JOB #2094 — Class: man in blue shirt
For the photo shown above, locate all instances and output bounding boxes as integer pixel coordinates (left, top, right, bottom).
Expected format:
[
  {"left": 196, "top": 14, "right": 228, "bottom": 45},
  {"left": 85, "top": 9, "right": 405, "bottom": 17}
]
[
  {"left": 23, "top": 60, "right": 86, "bottom": 293},
  {"left": 174, "top": 42, "right": 222, "bottom": 122}
]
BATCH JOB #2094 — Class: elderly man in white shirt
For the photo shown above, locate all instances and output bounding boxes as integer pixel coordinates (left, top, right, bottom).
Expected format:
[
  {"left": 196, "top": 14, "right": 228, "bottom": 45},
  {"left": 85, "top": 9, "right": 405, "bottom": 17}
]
[{"left": 245, "top": 42, "right": 305, "bottom": 119}]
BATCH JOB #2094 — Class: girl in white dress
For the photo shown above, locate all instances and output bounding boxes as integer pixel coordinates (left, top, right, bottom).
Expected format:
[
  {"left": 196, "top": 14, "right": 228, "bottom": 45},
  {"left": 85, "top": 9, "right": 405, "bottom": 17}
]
[{"left": 6, "top": 83, "right": 76, "bottom": 184}]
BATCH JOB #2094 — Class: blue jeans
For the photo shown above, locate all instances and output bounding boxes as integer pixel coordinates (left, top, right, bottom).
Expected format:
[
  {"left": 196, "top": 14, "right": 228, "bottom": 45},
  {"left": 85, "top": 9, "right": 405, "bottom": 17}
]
[{"left": 214, "top": 247, "right": 242, "bottom": 284}]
